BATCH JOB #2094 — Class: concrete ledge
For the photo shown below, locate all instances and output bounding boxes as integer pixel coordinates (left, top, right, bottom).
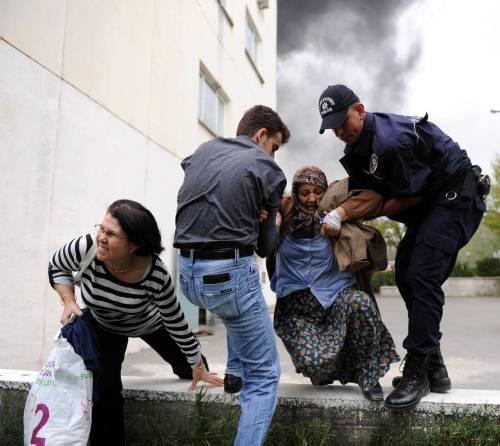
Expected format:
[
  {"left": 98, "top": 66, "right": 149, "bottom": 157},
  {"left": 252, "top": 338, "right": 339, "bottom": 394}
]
[{"left": 2, "top": 368, "right": 500, "bottom": 417}]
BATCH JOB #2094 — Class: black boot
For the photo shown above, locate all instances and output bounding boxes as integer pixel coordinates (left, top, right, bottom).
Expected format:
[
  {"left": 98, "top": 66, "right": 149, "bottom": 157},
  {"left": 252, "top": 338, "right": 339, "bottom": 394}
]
[
  {"left": 391, "top": 348, "right": 451, "bottom": 393},
  {"left": 385, "top": 353, "right": 430, "bottom": 412},
  {"left": 427, "top": 348, "right": 451, "bottom": 392}
]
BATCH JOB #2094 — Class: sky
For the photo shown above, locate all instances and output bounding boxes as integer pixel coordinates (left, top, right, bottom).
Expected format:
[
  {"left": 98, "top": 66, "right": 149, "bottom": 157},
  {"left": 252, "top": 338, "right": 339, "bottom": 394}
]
[{"left": 276, "top": 0, "right": 500, "bottom": 186}]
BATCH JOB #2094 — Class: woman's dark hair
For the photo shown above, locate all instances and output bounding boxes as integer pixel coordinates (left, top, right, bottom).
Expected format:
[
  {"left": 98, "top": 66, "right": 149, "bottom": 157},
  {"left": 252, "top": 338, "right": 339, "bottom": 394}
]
[
  {"left": 107, "top": 199, "right": 164, "bottom": 256},
  {"left": 236, "top": 105, "right": 290, "bottom": 143}
]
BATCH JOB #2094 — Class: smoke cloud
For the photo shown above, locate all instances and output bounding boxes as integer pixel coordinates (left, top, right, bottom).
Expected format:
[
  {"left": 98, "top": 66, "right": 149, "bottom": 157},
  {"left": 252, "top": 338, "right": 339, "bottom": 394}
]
[{"left": 276, "top": 0, "right": 422, "bottom": 183}]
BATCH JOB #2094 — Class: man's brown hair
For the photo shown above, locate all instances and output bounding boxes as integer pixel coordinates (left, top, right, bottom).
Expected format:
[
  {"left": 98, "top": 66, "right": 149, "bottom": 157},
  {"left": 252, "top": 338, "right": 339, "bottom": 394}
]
[{"left": 236, "top": 105, "right": 290, "bottom": 143}]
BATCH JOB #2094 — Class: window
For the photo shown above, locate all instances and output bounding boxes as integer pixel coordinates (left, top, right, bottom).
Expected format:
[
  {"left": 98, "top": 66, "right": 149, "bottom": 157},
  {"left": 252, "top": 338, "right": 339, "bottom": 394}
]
[
  {"left": 245, "top": 15, "right": 258, "bottom": 64},
  {"left": 218, "top": 0, "right": 233, "bottom": 26},
  {"left": 198, "top": 70, "right": 224, "bottom": 135},
  {"left": 245, "top": 13, "right": 264, "bottom": 83}
]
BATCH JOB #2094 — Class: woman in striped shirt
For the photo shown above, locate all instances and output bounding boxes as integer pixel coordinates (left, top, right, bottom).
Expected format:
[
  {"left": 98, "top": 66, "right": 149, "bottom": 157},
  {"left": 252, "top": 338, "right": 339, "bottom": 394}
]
[{"left": 49, "top": 199, "right": 223, "bottom": 445}]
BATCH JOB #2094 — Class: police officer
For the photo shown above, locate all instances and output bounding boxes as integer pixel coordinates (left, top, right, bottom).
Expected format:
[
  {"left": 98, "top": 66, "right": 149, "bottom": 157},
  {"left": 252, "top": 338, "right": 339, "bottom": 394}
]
[{"left": 317, "top": 84, "right": 487, "bottom": 412}]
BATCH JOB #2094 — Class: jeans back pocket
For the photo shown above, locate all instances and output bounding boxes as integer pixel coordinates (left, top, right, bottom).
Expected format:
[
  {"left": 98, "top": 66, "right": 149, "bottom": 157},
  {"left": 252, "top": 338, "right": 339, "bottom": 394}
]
[{"left": 197, "top": 273, "right": 240, "bottom": 320}]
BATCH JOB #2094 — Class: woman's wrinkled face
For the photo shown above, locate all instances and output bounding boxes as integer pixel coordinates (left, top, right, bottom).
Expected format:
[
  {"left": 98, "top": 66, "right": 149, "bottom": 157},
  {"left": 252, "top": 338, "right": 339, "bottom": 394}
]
[{"left": 296, "top": 183, "right": 325, "bottom": 212}]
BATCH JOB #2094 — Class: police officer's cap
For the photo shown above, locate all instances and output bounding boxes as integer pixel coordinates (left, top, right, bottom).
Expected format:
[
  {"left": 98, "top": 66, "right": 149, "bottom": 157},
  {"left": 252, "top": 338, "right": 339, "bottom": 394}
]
[{"left": 318, "top": 85, "right": 359, "bottom": 134}]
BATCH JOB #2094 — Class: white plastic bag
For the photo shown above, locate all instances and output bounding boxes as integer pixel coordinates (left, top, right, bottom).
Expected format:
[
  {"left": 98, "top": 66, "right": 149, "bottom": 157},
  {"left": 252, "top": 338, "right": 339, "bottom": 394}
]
[{"left": 23, "top": 336, "right": 93, "bottom": 445}]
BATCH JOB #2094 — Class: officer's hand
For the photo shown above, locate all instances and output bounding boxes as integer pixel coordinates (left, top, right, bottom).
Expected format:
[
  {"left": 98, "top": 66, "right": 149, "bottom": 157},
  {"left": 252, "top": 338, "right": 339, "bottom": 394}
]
[{"left": 259, "top": 208, "right": 269, "bottom": 221}]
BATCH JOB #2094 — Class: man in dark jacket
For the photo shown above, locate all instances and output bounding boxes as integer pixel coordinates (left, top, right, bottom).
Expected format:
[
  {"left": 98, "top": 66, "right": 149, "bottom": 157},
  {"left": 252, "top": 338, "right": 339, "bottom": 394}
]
[{"left": 317, "top": 84, "right": 487, "bottom": 412}]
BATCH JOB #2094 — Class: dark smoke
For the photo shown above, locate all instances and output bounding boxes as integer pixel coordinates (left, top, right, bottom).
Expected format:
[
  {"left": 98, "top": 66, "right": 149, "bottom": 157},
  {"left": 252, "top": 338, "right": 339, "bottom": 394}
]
[{"left": 276, "top": 0, "right": 422, "bottom": 183}]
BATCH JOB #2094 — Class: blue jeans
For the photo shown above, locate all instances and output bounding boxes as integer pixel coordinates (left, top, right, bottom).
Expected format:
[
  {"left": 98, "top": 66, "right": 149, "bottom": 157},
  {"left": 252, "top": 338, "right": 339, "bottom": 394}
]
[
  {"left": 226, "top": 333, "right": 241, "bottom": 377},
  {"left": 179, "top": 253, "right": 280, "bottom": 446}
]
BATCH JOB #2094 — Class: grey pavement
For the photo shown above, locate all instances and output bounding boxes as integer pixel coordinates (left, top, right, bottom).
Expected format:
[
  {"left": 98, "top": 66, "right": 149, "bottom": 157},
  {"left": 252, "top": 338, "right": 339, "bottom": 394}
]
[{"left": 122, "top": 295, "right": 500, "bottom": 391}]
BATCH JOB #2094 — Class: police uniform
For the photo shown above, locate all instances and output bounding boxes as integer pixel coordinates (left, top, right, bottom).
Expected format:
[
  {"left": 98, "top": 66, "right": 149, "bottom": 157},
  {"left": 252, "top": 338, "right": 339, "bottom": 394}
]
[
  {"left": 317, "top": 83, "right": 487, "bottom": 411},
  {"left": 340, "top": 111, "right": 485, "bottom": 359}
]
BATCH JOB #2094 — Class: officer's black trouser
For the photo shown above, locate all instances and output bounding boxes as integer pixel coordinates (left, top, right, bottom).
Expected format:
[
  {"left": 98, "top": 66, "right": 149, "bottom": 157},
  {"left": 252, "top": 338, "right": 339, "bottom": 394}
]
[
  {"left": 395, "top": 194, "right": 484, "bottom": 357},
  {"left": 89, "top": 321, "right": 207, "bottom": 445}
]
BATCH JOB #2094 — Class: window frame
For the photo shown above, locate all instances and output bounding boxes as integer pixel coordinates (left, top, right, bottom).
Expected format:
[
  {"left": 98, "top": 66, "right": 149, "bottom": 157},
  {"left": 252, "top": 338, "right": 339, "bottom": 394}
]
[
  {"left": 244, "top": 11, "right": 264, "bottom": 83},
  {"left": 245, "top": 12, "right": 259, "bottom": 64},
  {"left": 198, "top": 67, "right": 227, "bottom": 136}
]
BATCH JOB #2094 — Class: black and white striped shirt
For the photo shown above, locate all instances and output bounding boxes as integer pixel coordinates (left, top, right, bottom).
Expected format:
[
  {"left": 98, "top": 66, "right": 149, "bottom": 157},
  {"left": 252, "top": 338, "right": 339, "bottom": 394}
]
[{"left": 49, "top": 234, "right": 201, "bottom": 366}]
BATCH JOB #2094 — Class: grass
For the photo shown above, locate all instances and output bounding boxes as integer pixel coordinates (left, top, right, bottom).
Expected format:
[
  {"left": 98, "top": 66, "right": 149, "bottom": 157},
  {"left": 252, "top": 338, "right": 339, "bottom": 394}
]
[
  {"left": 125, "top": 388, "right": 500, "bottom": 445},
  {"left": 126, "top": 412, "right": 500, "bottom": 445},
  {"left": 0, "top": 392, "right": 25, "bottom": 445}
]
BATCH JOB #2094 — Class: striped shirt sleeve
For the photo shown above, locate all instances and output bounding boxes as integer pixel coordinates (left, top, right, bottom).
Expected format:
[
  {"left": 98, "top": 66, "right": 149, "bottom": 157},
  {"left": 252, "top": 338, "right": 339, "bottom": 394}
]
[
  {"left": 153, "top": 265, "right": 202, "bottom": 367},
  {"left": 48, "top": 234, "right": 94, "bottom": 288}
]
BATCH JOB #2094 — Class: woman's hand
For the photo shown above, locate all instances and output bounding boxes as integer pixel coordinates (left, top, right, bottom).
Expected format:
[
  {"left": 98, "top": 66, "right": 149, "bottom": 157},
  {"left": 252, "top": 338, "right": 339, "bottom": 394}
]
[
  {"left": 55, "top": 284, "right": 83, "bottom": 325},
  {"left": 320, "top": 222, "right": 340, "bottom": 238},
  {"left": 60, "top": 299, "right": 83, "bottom": 325},
  {"left": 320, "top": 206, "right": 347, "bottom": 239},
  {"left": 189, "top": 360, "right": 224, "bottom": 391}
]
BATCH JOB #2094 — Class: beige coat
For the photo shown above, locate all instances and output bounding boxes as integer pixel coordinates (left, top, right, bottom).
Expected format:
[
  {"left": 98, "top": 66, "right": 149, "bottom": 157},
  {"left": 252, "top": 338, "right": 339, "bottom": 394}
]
[{"left": 318, "top": 178, "right": 388, "bottom": 273}]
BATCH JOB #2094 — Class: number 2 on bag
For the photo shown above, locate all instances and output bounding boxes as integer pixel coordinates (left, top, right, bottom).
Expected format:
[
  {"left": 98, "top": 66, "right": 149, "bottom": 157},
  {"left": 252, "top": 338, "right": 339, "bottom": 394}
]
[{"left": 30, "top": 404, "right": 49, "bottom": 446}]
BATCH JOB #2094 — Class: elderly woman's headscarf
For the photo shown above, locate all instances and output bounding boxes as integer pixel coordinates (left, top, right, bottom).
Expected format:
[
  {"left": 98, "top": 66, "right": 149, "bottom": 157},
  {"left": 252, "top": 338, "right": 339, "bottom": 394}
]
[{"left": 290, "top": 166, "right": 328, "bottom": 237}]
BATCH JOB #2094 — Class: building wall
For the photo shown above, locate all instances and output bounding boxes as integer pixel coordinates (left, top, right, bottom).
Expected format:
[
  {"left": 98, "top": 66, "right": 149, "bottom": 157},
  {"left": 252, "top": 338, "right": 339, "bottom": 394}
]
[{"left": 0, "top": 0, "right": 277, "bottom": 370}]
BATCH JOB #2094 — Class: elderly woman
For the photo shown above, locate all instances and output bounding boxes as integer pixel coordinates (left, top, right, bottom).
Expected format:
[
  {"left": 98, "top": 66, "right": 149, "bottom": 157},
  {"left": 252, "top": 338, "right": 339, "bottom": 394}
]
[
  {"left": 49, "top": 199, "right": 223, "bottom": 444},
  {"left": 270, "top": 167, "right": 399, "bottom": 400}
]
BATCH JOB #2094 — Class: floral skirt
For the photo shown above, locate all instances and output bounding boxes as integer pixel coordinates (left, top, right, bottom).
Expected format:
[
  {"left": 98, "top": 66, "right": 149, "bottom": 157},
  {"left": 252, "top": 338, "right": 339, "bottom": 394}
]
[{"left": 274, "top": 287, "right": 400, "bottom": 391}]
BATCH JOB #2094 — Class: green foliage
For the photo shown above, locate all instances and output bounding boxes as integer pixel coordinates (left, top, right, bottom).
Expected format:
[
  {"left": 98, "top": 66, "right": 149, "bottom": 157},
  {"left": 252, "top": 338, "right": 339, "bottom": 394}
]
[
  {"left": 370, "top": 217, "right": 406, "bottom": 250},
  {"left": 457, "top": 224, "right": 500, "bottom": 266},
  {"left": 266, "top": 418, "right": 338, "bottom": 446},
  {"left": 476, "top": 257, "right": 500, "bottom": 277},
  {"left": 371, "top": 270, "right": 396, "bottom": 292},
  {"left": 450, "top": 261, "right": 476, "bottom": 277},
  {"left": 483, "top": 155, "right": 500, "bottom": 235}
]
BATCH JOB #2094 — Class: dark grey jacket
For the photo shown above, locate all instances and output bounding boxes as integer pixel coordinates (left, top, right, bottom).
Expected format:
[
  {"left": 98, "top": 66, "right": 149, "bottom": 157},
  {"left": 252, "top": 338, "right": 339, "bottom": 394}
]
[{"left": 174, "top": 135, "right": 286, "bottom": 257}]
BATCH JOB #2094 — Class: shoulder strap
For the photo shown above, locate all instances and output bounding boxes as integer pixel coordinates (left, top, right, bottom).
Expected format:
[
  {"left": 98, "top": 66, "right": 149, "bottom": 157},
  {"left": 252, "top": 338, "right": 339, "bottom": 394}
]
[{"left": 73, "top": 235, "right": 97, "bottom": 283}]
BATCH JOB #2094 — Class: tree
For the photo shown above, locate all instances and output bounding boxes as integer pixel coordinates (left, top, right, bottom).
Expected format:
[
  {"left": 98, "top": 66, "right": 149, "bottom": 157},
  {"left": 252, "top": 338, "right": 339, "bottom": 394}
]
[
  {"left": 483, "top": 155, "right": 500, "bottom": 235},
  {"left": 370, "top": 217, "right": 406, "bottom": 260}
]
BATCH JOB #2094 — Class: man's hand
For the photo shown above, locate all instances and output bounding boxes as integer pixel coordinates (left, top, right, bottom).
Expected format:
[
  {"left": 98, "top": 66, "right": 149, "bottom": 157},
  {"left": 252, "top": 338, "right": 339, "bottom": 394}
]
[{"left": 259, "top": 209, "right": 269, "bottom": 221}]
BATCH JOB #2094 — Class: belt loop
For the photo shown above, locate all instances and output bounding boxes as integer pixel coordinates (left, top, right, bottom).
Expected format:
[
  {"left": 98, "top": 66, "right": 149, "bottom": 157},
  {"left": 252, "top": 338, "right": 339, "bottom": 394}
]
[
  {"left": 234, "top": 248, "right": 240, "bottom": 265},
  {"left": 189, "top": 249, "right": 194, "bottom": 266}
]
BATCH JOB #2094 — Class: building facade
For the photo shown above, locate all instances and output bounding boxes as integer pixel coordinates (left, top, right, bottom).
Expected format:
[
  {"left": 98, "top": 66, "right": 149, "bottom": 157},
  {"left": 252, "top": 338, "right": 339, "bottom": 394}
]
[{"left": 0, "top": 0, "right": 278, "bottom": 370}]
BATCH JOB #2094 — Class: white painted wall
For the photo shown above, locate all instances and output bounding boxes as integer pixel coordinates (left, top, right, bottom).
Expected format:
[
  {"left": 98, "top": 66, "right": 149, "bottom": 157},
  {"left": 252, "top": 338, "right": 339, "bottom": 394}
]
[
  {"left": 0, "top": 41, "right": 61, "bottom": 368},
  {"left": 0, "top": 0, "right": 278, "bottom": 370}
]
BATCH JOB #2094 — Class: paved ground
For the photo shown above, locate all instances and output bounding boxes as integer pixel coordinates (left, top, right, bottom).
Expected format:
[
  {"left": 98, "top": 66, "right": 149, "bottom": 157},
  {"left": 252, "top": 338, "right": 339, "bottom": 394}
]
[{"left": 122, "top": 295, "right": 500, "bottom": 391}]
